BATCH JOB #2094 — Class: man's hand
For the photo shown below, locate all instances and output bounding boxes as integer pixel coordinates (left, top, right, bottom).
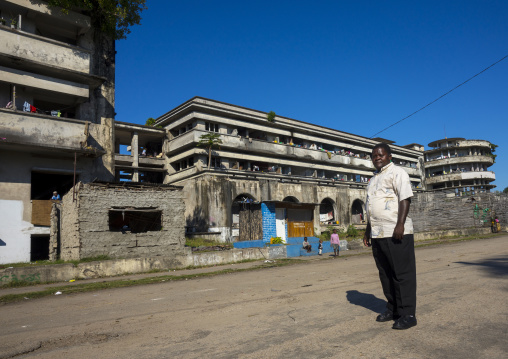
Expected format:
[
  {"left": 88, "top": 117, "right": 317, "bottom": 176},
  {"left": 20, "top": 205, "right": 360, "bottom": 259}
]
[
  {"left": 392, "top": 223, "right": 405, "bottom": 240},
  {"left": 393, "top": 199, "right": 410, "bottom": 240},
  {"left": 363, "top": 222, "right": 372, "bottom": 247},
  {"left": 363, "top": 234, "right": 371, "bottom": 247}
]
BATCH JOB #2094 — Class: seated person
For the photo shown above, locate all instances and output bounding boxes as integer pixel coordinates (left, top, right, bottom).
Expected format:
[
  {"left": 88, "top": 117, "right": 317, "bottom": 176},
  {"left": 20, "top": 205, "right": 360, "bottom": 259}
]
[
  {"left": 302, "top": 237, "right": 312, "bottom": 252},
  {"left": 51, "top": 191, "right": 61, "bottom": 200}
]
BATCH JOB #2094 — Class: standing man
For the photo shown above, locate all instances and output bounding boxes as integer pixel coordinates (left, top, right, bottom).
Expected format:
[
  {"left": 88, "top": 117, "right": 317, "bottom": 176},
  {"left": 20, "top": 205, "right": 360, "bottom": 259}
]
[{"left": 363, "top": 143, "right": 417, "bottom": 330}]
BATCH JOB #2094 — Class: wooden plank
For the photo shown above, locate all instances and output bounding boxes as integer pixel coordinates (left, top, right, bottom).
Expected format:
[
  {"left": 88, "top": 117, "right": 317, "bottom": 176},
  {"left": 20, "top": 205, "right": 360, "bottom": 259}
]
[{"left": 31, "top": 200, "right": 54, "bottom": 226}]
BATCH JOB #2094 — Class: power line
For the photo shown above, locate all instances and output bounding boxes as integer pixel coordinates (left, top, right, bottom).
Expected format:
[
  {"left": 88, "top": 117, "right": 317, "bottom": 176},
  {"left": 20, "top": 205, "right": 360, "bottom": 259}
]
[{"left": 370, "top": 53, "right": 508, "bottom": 139}]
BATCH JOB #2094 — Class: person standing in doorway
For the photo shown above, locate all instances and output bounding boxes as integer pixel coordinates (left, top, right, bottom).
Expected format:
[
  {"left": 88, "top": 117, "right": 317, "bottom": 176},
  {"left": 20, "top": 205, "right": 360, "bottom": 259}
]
[
  {"left": 51, "top": 191, "right": 61, "bottom": 200},
  {"left": 330, "top": 229, "right": 340, "bottom": 257},
  {"left": 363, "top": 143, "right": 417, "bottom": 330}
]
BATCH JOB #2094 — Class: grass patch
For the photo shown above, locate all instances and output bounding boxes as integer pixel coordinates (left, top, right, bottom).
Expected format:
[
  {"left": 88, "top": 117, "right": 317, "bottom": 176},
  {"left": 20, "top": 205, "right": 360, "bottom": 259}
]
[
  {"left": 0, "top": 258, "right": 302, "bottom": 305},
  {"left": 185, "top": 237, "right": 233, "bottom": 249}
]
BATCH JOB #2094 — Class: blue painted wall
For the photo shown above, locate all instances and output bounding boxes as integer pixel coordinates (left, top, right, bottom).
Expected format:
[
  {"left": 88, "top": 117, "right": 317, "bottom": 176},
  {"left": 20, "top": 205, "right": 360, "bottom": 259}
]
[{"left": 261, "top": 202, "right": 276, "bottom": 242}]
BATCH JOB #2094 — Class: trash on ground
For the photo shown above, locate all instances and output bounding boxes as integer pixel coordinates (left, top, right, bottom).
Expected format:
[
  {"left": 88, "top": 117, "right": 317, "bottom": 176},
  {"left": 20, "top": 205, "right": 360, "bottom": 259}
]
[{"left": 55, "top": 291, "right": 62, "bottom": 295}]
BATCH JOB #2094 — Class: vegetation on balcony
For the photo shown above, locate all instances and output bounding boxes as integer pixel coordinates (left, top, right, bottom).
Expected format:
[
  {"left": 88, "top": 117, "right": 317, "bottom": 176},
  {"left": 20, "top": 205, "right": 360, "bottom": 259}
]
[{"left": 47, "top": 0, "right": 147, "bottom": 40}]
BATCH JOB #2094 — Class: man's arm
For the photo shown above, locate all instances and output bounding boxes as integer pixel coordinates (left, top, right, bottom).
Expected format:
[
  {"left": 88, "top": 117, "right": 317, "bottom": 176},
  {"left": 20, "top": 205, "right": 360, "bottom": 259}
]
[
  {"left": 363, "top": 222, "right": 372, "bottom": 247},
  {"left": 392, "top": 198, "right": 411, "bottom": 240}
]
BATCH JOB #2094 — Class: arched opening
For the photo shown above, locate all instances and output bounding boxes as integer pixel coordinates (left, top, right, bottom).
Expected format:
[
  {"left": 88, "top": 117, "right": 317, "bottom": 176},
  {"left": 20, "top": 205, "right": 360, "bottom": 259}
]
[
  {"left": 319, "top": 198, "right": 335, "bottom": 224},
  {"left": 283, "top": 196, "right": 299, "bottom": 203},
  {"left": 231, "top": 194, "right": 258, "bottom": 242},
  {"left": 232, "top": 194, "right": 256, "bottom": 226},
  {"left": 351, "top": 199, "right": 364, "bottom": 224}
]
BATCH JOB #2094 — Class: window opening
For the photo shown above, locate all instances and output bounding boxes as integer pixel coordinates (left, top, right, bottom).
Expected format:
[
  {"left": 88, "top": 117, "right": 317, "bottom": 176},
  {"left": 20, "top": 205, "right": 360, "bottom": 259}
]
[{"left": 109, "top": 209, "right": 162, "bottom": 233}]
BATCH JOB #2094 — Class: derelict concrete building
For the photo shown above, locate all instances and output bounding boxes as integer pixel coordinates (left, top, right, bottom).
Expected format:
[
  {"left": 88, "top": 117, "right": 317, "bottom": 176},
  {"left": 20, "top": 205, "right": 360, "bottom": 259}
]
[
  {"left": 155, "top": 97, "right": 426, "bottom": 242},
  {"left": 424, "top": 138, "right": 496, "bottom": 194},
  {"left": 0, "top": 0, "right": 116, "bottom": 263}
]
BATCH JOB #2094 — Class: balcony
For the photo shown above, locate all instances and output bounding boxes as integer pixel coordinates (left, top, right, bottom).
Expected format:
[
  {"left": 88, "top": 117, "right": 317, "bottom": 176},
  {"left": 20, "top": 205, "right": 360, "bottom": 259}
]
[
  {"left": 426, "top": 171, "right": 495, "bottom": 185},
  {"left": 168, "top": 130, "right": 376, "bottom": 170},
  {"left": 0, "top": 27, "right": 90, "bottom": 74},
  {"left": 425, "top": 155, "right": 494, "bottom": 168},
  {"left": 0, "top": 108, "right": 92, "bottom": 151},
  {"left": 115, "top": 154, "right": 165, "bottom": 167},
  {"left": 0, "top": 66, "right": 89, "bottom": 98},
  {"left": 426, "top": 140, "right": 491, "bottom": 154}
]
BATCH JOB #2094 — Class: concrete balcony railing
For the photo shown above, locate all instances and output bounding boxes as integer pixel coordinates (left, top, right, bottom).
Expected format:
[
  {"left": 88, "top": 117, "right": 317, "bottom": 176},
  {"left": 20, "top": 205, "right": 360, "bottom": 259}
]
[
  {"left": 426, "top": 171, "right": 495, "bottom": 185},
  {"left": 0, "top": 27, "right": 91, "bottom": 74},
  {"left": 168, "top": 130, "right": 377, "bottom": 170},
  {"left": 0, "top": 109, "right": 88, "bottom": 151},
  {"left": 426, "top": 140, "right": 492, "bottom": 154},
  {"left": 114, "top": 154, "right": 165, "bottom": 167},
  {"left": 425, "top": 155, "right": 494, "bottom": 168}
]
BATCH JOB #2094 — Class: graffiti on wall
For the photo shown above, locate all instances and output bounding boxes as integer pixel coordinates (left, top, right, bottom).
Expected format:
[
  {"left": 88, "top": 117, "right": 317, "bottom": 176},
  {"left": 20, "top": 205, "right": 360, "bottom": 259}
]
[
  {"left": 473, "top": 204, "right": 490, "bottom": 223},
  {"left": 0, "top": 272, "right": 41, "bottom": 284}
]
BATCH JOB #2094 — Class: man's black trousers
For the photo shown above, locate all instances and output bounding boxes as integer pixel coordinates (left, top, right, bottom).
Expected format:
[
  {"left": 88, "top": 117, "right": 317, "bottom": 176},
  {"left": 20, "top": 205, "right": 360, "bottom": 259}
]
[{"left": 372, "top": 234, "right": 417, "bottom": 316}]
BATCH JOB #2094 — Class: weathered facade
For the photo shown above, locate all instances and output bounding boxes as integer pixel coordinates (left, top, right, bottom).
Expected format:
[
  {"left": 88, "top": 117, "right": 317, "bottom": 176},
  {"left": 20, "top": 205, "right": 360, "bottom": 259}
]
[
  {"left": 0, "top": 0, "right": 115, "bottom": 264},
  {"left": 155, "top": 97, "right": 426, "bottom": 242},
  {"left": 54, "top": 182, "right": 186, "bottom": 260},
  {"left": 424, "top": 138, "right": 496, "bottom": 193}
]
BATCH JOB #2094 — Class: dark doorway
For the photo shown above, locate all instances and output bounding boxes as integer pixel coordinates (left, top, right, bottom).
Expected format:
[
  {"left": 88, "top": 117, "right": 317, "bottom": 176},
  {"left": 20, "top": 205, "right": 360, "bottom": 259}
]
[
  {"left": 31, "top": 172, "right": 76, "bottom": 200},
  {"left": 31, "top": 235, "right": 50, "bottom": 261}
]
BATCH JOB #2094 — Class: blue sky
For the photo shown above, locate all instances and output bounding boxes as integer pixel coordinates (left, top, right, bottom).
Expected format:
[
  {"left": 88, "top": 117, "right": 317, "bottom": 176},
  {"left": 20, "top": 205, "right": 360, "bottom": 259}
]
[{"left": 116, "top": 0, "right": 508, "bottom": 191}]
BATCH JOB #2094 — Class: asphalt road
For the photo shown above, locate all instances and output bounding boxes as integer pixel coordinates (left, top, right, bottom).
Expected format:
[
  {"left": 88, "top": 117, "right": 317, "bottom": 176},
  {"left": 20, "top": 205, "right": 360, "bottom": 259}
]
[{"left": 1, "top": 236, "right": 507, "bottom": 359}]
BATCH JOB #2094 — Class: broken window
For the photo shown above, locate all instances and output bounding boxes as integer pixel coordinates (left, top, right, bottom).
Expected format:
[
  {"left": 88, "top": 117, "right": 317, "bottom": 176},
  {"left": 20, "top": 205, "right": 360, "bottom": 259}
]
[{"left": 109, "top": 209, "right": 162, "bottom": 233}]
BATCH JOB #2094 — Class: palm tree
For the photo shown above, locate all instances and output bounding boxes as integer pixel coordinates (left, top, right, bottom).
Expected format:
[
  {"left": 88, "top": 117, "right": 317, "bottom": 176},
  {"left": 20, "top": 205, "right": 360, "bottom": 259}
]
[{"left": 198, "top": 133, "right": 223, "bottom": 169}]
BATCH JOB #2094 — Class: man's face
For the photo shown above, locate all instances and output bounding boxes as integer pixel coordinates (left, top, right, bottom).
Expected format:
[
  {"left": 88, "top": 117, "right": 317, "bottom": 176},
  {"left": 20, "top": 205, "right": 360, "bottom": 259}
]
[{"left": 371, "top": 147, "right": 392, "bottom": 170}]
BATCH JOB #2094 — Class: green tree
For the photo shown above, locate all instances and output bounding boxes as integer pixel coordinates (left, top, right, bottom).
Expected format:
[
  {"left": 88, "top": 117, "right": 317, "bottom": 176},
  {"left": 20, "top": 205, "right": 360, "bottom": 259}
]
[
  {"left": 145, "top": 117, "right": 155, "bottom": 126},
  {"left": 47, "top": 0, "right": 147, "bottom": 40},
  {"left": 503, "top": 187, "right": 508, "bottom": 194},
  {"left": 489, "top": 143, "right": 498, "bottom": 163},
  {"left": 197, "top": 133, "right": 223, "bottom": 170},
  {"left": 267, "top": 111, "right": 276, "bottom": 123}
]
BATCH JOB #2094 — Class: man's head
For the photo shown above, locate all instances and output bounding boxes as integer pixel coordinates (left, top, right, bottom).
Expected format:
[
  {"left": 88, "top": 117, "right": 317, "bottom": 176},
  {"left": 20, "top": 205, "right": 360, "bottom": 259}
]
[
  {"left": 333, "top": 229, "right": 337, "bottom": 233},
  {"left": 53, "top": 191, "right": 58, "bottom": 195},
  {"left": 371, "top": 143, "right": 392, "bottom": 170}
]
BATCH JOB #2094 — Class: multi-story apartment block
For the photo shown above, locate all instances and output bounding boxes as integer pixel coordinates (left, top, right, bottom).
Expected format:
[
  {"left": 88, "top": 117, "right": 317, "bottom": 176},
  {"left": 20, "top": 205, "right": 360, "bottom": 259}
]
[
  {"left": 424, "top": 138, "right": 496, "bottom": 194},
  {"left": 0, "top": 0, "right": 116, "bottom": 263},
  {"left": 155, "top": 97, "right": 425, "bottom": 242}
]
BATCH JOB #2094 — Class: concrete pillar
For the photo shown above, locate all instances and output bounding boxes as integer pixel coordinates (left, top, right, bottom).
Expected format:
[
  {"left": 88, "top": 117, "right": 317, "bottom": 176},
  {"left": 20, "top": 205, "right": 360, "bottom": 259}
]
[{"left": 131, "top": 131, "right": 139, "bottom": 182}]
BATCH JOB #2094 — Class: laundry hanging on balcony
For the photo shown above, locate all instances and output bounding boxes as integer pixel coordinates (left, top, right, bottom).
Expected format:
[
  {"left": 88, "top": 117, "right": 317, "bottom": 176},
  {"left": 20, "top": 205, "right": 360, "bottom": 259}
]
[
  {"left": 21, "top": 101, "right": 61, "bottom": 117},
  {"left": 23, "top": 101, "right": 36, "bottom": 113}
]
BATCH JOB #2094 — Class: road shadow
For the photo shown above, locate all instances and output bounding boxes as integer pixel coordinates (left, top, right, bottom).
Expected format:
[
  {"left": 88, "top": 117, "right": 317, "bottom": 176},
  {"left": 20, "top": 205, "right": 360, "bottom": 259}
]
[
  {"left": 456, "top": 255, "right": 508, "bottom": 277},
  {"left": 346, "top": 290, "right": 386, "bottom": 314}
]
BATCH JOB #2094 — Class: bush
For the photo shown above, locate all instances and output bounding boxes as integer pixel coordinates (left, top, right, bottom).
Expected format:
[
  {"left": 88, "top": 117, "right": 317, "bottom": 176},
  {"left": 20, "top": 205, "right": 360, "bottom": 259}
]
[
  {"left": 270, "top": 236, "right": 283, "bottom": 244},
  {"left": 346, "top": 225, "right": 358, "bottom": 238}
]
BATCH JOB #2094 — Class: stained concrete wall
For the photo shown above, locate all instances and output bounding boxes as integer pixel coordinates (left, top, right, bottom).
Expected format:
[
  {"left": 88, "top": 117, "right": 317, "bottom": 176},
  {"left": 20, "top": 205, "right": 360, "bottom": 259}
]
[
  {"left": 180, "top": 174, "right": 367, "bottom": 242},
  {"left": 0, "top": 27, "right": 91, "bottom": 73},
  {"left": 59, "top": 183, "right": 186, "bottom": 260},
  {"left": 410, "top": 192, "right": 508, "bottom": 233}
]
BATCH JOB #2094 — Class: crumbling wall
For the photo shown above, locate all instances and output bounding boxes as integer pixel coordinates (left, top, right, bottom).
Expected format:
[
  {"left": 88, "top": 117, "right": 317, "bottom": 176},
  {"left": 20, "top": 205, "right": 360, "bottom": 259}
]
[
  {"left": 68, "top": 183, "right": 185, "bottom": 260},
  {"left": 60, "top": 188, "right": 81, "bottom": 260},
  {"left": 410, "top": 192, "right": 508, "bottom": 233},
  {"left": 49, "top": 202, "right": 62, "bottom": 261}
]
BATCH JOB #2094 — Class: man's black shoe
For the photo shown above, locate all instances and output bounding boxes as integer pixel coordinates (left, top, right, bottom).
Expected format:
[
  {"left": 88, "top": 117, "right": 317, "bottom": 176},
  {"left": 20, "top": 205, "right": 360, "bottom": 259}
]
[
  {"left": 376, "top": 310, "right": 396, "bottom": 322},
  {"left": 392, "top": 315, "right": 417, "bottom": 330}
]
